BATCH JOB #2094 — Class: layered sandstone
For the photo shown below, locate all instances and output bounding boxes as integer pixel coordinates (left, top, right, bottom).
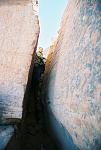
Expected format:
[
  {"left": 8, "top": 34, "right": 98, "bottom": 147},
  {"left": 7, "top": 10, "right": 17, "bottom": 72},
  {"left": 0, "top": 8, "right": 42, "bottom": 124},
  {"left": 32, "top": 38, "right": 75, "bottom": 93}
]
[
  {"left": 0, "top": 0, "right": 40, "bottom": 120},
  {"left": 45, "top": 0, "right": 101, "bottom": 149}
]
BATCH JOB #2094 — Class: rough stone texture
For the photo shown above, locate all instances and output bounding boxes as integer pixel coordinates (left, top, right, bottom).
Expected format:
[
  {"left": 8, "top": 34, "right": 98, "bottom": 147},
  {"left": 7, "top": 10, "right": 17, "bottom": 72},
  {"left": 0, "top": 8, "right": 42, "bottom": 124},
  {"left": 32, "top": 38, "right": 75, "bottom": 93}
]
[
  {"left": 45, "top": 0, "right": 101, "bottom": 149},
  {"left": 0, "top": 126, "right": 14, "bottom": 150},
  {"left": 0, "top": 0, "right": 40, "bottom": 119}
]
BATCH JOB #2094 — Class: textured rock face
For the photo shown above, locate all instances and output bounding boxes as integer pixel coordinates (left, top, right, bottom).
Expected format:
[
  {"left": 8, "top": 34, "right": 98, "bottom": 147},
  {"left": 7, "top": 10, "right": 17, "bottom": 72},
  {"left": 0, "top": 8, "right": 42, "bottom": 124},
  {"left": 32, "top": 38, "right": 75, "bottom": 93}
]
[
  {"left": 0, "top": 126, "right": 14, "bottom": 150},
  {"left": 45, "top": 0, "right": 101, "bottom": 149},
  {"left": 0, "top": 0, "right": 39, "bottom": 119}
]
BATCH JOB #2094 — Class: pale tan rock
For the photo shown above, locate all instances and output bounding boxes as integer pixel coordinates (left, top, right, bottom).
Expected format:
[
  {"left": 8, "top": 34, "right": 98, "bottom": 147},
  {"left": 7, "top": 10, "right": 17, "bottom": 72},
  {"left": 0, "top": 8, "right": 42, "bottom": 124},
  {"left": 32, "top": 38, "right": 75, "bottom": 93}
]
[
  {"left": 45, "top": 0, "right": 101, "bottom": 149},
  {"left": 0, "top": 0, "right": 40, "bottom": 119}
]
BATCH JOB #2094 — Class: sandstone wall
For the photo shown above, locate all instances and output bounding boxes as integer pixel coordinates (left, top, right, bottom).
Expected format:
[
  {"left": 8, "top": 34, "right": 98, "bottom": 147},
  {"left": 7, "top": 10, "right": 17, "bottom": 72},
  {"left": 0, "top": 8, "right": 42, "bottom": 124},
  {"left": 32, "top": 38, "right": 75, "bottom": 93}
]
[
  {"left": 45, "top": 0, "right": 101, "bottom": 149},
  {"left": 0, "top": 0, "right": 39, "bottom": 120}
]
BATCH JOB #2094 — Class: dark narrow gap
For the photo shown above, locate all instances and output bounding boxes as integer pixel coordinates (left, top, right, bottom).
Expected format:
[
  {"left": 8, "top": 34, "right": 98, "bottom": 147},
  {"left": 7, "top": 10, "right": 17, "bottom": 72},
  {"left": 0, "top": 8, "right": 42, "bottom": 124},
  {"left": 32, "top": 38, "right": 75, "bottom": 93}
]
[
  {"left": 20, "top": 53, "right": 57, "bottom": 150},
  {"left": 5, "top": 39, "right": 57, "bottom": 150}
]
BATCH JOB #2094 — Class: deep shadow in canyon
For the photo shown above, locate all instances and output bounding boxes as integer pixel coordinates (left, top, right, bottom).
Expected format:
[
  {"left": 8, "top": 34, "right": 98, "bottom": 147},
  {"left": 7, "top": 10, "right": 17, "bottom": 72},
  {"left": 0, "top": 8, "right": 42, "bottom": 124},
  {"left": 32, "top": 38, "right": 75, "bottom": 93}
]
[{"left": 4, "top": 49, "right": 57, "bottom": 150}]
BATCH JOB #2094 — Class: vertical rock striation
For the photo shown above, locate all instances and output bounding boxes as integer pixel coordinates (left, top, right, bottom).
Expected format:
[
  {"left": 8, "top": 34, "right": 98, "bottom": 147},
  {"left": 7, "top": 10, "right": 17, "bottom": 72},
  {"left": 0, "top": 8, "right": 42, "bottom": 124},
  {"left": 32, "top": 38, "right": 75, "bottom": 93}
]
[
  {"left": 0, "top": 0, "right": 40, "bottom": 120},
  {"left": 45, "top": 0, "right": 101, "bottom": 149}
]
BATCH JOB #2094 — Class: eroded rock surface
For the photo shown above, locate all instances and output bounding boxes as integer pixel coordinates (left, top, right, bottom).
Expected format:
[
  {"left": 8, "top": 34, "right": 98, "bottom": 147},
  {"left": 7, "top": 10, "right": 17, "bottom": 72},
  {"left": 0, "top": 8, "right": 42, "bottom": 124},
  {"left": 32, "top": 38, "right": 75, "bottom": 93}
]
[
  {"left": 0, "top": 0, "right": 40, "bottom": 120},
  {"left": 0, "top": 126, "right": 14, "bottom": 150},
  {"left": 45, "top": 0, "right": 101, "bottom": 149}
]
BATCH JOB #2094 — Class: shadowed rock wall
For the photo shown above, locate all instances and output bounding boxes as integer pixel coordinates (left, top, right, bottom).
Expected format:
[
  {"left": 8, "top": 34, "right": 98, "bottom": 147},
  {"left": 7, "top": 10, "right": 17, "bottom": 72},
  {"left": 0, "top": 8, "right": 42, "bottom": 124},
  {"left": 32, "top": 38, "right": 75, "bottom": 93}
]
[
  {"left": 45, "top": 0, "right": 101, "bottom": 149},
  {"left": 0, "top": 0, "right": 39, "bottom": 120}
]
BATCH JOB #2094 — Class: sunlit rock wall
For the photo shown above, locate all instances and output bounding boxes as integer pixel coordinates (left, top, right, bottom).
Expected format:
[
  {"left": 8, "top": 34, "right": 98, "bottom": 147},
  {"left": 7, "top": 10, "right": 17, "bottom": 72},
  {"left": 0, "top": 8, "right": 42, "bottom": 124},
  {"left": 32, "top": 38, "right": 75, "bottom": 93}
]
[
  {"left": 45, "top": 0, "right": 101, "bottom": 149},
  {"left": 0, "top": 0, "right": 39, "bottom": 120}
]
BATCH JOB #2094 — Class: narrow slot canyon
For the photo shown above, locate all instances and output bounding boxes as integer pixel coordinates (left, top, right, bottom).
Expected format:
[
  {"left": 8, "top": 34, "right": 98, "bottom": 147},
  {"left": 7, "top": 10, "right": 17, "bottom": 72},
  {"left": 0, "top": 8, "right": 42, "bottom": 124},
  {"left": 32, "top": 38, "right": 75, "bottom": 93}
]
[
  {"left": 5, "top": 51, "right": 57, "bottom": 150},
  {"left": 0, "top": 0, "right": 101, "bottom": 150}
]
